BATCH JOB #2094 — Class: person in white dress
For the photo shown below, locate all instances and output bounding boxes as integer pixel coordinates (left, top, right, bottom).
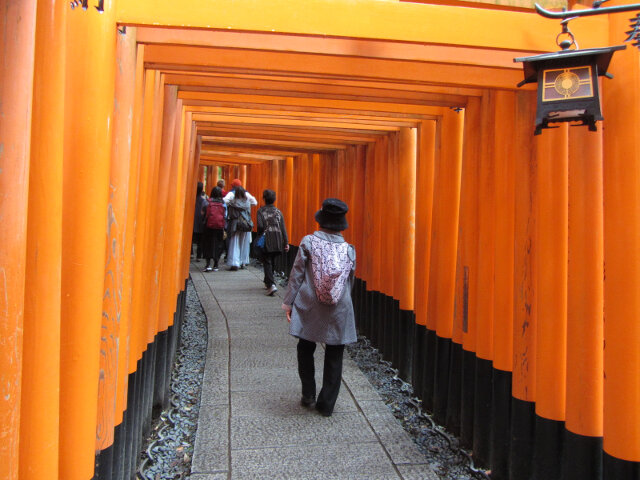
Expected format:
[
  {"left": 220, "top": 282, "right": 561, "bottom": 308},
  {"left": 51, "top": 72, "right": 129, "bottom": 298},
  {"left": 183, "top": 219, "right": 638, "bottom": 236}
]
[{"left": 224, "top": 180, "right": 257, "bottom": 270}]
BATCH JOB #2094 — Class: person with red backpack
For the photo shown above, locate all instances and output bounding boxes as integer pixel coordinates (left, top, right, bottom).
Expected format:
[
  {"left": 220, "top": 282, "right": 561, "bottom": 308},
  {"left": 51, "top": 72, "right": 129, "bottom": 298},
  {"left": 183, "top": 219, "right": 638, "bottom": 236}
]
[
  {"left": 202, "top": 186, "right": 226, "bottom": 272},
  {"left": 281, "top": 198, "right": 356, "bottom": 417}
]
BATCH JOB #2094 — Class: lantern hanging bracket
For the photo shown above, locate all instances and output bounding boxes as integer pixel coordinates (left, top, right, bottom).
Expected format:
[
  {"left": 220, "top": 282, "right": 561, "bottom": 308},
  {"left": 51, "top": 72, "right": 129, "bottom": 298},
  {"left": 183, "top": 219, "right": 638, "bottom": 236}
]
[
  {"left": 535, "top": 2, "right": 640, "bottom": 19},
  {"left": 536, "top": 2, "right": 640, "bottom": 48},
  {"left": 556, "top": 17, "right": 579, "bottom": 50}
]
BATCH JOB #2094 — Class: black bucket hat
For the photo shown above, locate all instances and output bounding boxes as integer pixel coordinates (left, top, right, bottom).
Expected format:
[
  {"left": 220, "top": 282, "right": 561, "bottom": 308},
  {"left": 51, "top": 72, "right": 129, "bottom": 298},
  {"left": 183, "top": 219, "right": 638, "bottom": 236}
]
[{"left": 315, "top": 198, "right": 349, "bottom": 232}]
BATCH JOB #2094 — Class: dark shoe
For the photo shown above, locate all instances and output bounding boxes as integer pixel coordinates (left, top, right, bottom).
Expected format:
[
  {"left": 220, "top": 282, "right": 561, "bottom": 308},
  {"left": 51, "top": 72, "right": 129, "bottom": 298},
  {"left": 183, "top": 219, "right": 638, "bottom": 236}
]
[
  {"left": 228, "top": 266, "right": 238, "bottom": 271},
  {"left": 300, "top": 396, "right": 316, "bottom": 408},
  {"left": 315, "top": 404, "right": 332, "bottom": 417}
]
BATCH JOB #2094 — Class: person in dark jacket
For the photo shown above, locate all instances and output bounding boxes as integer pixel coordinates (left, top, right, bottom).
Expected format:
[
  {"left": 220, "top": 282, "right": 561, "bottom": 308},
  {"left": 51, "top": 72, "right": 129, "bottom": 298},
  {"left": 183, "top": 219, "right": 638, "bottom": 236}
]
[
  {"left": 192, "top": 181, "right": 208, "bottom": 260},
  {"left": 256, "top": 189, "right": 289, "bottom": 296},
  {"left": 281, "top": 198, "right": 356, "bottom": 417},
  {"left": 202, "top": 187, "right": 226, "bottom": 272}
]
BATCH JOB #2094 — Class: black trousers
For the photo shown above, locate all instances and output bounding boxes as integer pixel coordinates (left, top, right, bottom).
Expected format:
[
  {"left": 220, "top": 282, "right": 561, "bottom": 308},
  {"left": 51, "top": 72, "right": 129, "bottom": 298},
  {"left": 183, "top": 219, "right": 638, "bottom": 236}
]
[
  {"left": 192, "top": 231, "right": 204, "bottom": 258},
  {"left": 203, "top": 228, "right": 224, "bottom": 267},
  {"left": 297, "top": 338, "right": 345, "bottom": 415},
  {"left": 262, "top": 251, "right": 280, "bottom": 287}
]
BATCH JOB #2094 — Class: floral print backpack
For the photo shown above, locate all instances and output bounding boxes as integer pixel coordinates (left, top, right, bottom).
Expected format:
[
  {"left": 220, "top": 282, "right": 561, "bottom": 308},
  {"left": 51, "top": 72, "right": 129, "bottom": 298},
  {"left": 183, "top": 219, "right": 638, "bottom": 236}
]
[{"left": 308, "top": 234, "right": 354, "bottom": 305}]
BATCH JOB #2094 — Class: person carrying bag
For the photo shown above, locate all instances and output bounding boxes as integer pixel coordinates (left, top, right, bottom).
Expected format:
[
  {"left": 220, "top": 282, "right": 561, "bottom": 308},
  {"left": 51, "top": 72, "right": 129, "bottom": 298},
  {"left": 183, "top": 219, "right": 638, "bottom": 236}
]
[
  {"left": 256, "top": 189, "right": 289, "bottom": 296},
  {"left": 281, "top": 198, "right": 356, "bottom": 417}
]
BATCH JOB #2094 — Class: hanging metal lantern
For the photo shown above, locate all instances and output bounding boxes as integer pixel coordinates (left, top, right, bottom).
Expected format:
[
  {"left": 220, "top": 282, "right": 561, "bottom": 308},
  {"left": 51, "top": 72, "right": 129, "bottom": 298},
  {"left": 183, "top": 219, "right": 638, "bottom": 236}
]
[{"left": 515, "top": 44, "right": 625, "bottom": 135}]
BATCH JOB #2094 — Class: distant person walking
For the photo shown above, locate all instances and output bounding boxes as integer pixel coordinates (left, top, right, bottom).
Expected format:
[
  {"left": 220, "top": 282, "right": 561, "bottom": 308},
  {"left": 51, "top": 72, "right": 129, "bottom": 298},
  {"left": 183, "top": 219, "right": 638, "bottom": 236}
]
[
  {"left": 192, "top": 181, "right": 208, "bottom": 260},
  {"left": 256, "top": 189, "right": 289, "bottom": 296},
  {"left": 281, "top": 198, "right": 356, "bottom": 417},
  {"left": 202, "top": 187, "right": 226, "bottom": 272},
  {"left": 217, "top": 178, "right": 228, "bottom": 197},
  {"left": 225, "top": 184, "right": 257, "bottom": 270}
]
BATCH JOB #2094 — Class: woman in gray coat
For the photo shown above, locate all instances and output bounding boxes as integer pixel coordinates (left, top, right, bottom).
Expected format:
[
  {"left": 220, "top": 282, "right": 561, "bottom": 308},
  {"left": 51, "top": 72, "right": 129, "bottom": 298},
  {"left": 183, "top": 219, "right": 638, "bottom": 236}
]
[{"left": 282, "top": 198, "right": 356, "bottom": 417}]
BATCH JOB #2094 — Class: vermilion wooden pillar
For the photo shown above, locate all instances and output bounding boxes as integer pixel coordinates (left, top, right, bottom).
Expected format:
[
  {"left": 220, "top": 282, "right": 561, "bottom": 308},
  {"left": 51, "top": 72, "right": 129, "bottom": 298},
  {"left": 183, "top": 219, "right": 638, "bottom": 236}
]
[
  {"left": 564, "top": 124, "right": 604, "bottom": 480},
  {"left": 284, "top": 157, "right": 294, "bottom": 239},
  {"left": 0, "top": 2, "right": 36, "bottom": 477},
  {"left": 430, "top": 110, "right": 463, "bottom": 425},
  {"left": 414, "top": 121, "right": 436, "bottom": 327},
  {"left": 533, "top": 123, "right": 568, "bottom": 480},
  {"left": 308, "top": 153, "right": 321, "bottom": 235},
  {"left": 240, "top": 164, "right": 247, "bottom": 190},
  {"left": 473, "top": 91, "right": 496, "bottom": 467},
  {"left": 457, "top": 98, "right": 480, "bottom": 448},
  {"left": 510, "top": 90, "right": 538, "bottom": 480},
  {"left": 96, "top": 16, "right": 138, "bottom": 463},
  {"left": 602, "top": 17, "right": 640, "bottom": 476},
  {"left": 490, "top": 91, "right": 516, "bottom": 479},
  {"left": 361, "top": 144, "right": 375, "bottom": 290},
  {"left": 352, "top": 145, "right": 366, "bottom": 278},
  {"left": 60, "top": 3, "right": 116, "bottom": 478},
  {"left": 130, "top": 69, "right": 158, "bottom": 370},
  {"left": 17, "top": 2, "right": 57, "bottom": 479},
  {"left": 115, "top": 28, "right": 142, "bottom": 429},
  {"left": 127, "top": 44, "right": 147, "bottom": 376}
]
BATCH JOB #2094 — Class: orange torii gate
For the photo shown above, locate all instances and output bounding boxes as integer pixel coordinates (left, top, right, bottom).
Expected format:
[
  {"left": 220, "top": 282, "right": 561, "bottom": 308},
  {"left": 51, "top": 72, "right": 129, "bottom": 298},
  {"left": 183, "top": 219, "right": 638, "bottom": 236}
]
[{"left": 1, "top": 0, "right": 639, "bottom": 479}]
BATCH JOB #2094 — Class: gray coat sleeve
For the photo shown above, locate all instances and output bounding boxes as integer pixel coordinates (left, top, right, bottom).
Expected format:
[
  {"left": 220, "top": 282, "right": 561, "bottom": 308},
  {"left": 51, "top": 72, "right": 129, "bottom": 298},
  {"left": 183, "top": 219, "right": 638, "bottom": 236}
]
[{"left": 282, "top": 238, "right": 308, "bottom": 307}]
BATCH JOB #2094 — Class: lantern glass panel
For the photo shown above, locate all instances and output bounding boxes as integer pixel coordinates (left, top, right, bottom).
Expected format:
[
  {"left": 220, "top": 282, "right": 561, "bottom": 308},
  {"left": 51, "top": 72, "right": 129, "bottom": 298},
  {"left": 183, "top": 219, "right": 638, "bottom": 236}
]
[{"left": 542, "top": 66, "right": 594, "bottom": 101}]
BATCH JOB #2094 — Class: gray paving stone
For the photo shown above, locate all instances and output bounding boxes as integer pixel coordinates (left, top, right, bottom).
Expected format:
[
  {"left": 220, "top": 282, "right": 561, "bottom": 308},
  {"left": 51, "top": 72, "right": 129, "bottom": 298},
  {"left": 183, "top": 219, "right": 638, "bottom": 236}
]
[
  {"left": 231, "top": 386, "right": 356, "bottom": 417},
  {"left": 231, "top": 442, "right": 401, "bottom": 480},
  {"left": 358, "top": 400, "right": 428, "bottom": 465},
  {"left": 228, "top": 326, "right": 290, "bottom": 340},
  {"left": 231, "top": 411, "right": 377, "bottom": 449},
  {"left": 221, "top": 308, "right": 286, "bottom": 319},
  {"left": 192, "top": 405, "right": 229, "bottom": 474},
  {"left": 230, "top": 367, "right": 299, "bottom": 392},
  {"left": 200, "top": 357, "right": 228, "bottom": 407},
  {"left": 397, "top": 463, "right": 440, "bottom": 480},
  {"left": 230, "top": 345, "right": 294, "bottom": 369},
  {"left": 341, "top": 366, "right": 383, "bottom": 402},
  {"left": 189, "top": 474, "right": 229, "bottom": 480},
  {"left": 230, "top": 336, "right": 293, "bottom": 350}
]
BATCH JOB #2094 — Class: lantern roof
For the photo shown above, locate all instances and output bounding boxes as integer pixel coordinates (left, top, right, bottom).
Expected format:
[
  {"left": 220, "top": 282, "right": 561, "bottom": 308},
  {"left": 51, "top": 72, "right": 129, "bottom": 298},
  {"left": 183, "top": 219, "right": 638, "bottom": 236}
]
[{"left": 514, "top": 45, "right": 626, "bottom": 86}]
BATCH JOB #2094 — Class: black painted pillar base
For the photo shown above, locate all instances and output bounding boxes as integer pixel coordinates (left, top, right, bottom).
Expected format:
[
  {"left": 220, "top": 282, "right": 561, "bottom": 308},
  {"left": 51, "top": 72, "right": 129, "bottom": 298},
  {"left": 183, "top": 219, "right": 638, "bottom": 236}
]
[
  {"left": 369, "top": 290, "right": 378, "bottom": 346},
  {"left": 391, "top": 298, "right": 400, "bottom": 370},
  {"left": 532, "top": 416, "right": 564, "bottom": 480},
  {"left": 422, "top": 329, "right": 436, "bottom": 413},
  {"left": 154, "top": 330, "right": 169, "bottom": 410},
  {"left": 411, "top": 324, "right": 426, "bottom": 400},
  {"left": 561, "top": 429, "right": 603, "bottom": 480},
  {"left": 382, "top": 295, "right": 394, "bottom": 362},
  {"left": 460, "top": 349, "right": 475, "bottom": 449},
  {"left": 446, "top": 341, "right": 463, "bottom": 436},
  {"left": 94, "top": 442, "right": 113, "bottom": 480},
  {"left": 510, "top": 397, "right": 536, "bottom": 480},
  {"left": 433, "top": 336, "right": 451, "bottom": 425},
  {"left": 398, "top": 309, "right": 414, "bottom": 382},
  {"left": 491, "top": 369, "right": 512, "bottom": 480},
  {"left": 473, "top": 357, "right": 493, "bottom": 468},
  {"left": 604, "top": 452, "right": 640, "bottom": 480}
]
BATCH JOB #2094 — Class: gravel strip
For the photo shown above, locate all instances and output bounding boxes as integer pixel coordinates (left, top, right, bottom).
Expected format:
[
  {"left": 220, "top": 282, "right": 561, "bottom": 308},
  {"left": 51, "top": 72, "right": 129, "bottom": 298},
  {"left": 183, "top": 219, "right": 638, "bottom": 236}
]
[
  {"left": 138, "top": 281, "right": 207, "bottom": 480},
  {"left": 347, "top": 337, "right": 490, "bottom": 480}
]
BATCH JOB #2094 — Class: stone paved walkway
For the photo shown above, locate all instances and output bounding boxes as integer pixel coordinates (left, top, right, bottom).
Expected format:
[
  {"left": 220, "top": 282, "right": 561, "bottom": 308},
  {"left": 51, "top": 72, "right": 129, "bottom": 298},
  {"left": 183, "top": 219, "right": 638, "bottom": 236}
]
[{"left": 189, "top": 262, "right": 438, "bottom": 480}]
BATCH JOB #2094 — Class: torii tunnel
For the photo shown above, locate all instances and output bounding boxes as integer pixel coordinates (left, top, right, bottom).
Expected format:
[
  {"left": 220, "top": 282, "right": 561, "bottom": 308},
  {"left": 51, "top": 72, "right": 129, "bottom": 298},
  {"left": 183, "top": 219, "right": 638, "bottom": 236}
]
[{"left": 2, "top": 0, "right": 640, "bottom": 479}]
